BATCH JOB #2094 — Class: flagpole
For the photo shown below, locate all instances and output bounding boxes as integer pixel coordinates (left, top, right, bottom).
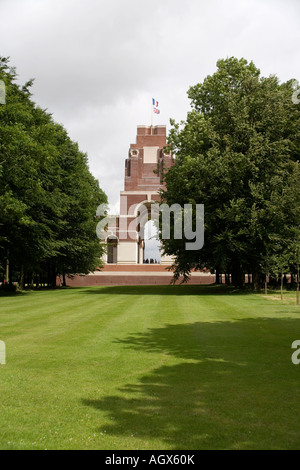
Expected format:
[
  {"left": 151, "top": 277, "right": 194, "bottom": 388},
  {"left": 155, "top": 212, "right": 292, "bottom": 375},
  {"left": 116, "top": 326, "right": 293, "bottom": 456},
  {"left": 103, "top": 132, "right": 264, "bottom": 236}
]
[{"left": 151, "top": 98, "right": 153, "bottom": 135}]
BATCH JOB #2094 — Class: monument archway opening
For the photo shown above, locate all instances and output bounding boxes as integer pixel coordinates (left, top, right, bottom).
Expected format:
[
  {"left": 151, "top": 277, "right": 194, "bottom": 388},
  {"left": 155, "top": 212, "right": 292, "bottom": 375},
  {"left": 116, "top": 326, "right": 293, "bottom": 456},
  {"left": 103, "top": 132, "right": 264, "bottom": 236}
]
[{"left": 143, "top": 219, "right": 161, "bottom": 264}]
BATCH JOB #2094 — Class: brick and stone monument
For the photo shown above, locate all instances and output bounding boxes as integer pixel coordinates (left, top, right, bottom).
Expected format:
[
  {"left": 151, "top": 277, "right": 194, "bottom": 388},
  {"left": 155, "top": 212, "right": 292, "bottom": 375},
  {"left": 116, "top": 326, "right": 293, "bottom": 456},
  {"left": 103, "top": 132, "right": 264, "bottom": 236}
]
[{"left": 103, "top": 125, "right": 174, "bottom": 265}]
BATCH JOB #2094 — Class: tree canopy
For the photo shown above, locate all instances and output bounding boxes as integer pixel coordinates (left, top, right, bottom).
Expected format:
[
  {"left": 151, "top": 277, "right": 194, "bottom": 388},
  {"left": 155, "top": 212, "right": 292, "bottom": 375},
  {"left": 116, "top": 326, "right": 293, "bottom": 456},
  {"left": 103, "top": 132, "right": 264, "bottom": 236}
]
[
  {"left": 0, "top": 57, "right": 107, "bottom": 288},
  {"left": 162, "top": 57, "right": 300, "bottom": 289}
]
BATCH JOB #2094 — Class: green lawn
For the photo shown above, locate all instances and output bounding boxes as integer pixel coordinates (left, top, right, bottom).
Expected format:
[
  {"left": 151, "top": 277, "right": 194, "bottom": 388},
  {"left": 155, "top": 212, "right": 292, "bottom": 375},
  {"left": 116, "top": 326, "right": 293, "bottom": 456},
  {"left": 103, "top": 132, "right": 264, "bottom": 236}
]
[{"left": 0, "top": 285, "right": 300, "bottom": 450}]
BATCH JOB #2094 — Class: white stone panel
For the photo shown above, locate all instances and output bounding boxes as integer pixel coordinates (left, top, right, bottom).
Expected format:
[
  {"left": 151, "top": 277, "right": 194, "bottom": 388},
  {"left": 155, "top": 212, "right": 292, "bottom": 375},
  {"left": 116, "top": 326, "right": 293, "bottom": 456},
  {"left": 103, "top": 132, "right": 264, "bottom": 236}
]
[
  {"left": 117, "top": 241, "right": 138, "bottom": 264},
  {"left": 143, "top": 146, "right": 159, "bottom": 163}
]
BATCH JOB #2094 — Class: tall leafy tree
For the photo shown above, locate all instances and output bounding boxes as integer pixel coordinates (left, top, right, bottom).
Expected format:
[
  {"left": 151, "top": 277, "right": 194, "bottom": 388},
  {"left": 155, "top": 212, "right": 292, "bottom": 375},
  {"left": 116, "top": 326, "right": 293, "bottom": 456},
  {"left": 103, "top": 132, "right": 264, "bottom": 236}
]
[
  {"left": 162, "top": 57, "right": 300, "bottom": 289},
  {"left": 0, "top": 57, "right": 107, "bottom": 288}
]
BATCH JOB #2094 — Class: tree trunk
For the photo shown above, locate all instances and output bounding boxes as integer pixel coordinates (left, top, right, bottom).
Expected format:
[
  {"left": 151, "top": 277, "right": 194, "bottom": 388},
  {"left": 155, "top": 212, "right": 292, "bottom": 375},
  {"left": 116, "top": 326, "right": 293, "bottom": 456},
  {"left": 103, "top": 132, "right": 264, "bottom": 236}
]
[
  {"left": 19, "top": 264, "right": 25, "bottom": 290},
  {"left": 5, "top": 251, "right": 9, "bottom": 284},
  {"left": 252, "top": 270, "right": 260, "bottom": 291},
  {"left": 50, "top": 267, "right": 57, "bottom": 288},
  {"left": 232, "top": 263, "right": 244, "bottom": 289}
]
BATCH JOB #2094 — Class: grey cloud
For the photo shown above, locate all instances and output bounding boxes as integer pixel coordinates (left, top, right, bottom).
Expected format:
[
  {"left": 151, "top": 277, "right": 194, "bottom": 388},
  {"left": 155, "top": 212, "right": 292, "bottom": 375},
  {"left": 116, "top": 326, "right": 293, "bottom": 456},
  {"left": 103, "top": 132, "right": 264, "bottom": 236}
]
[{"left": 0, "top": 0, "right": 299, "bottom": 209}]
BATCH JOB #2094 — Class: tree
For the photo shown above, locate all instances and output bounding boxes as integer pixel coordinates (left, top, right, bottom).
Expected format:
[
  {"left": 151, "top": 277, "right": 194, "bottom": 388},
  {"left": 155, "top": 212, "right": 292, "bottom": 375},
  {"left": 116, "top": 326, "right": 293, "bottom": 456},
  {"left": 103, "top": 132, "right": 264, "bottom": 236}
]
[
  {"left": 0, "top": 57, "right": 107, "bottom": 288},
  {"left": 162, "top": 57, "right": 300, "bottom": 289}
]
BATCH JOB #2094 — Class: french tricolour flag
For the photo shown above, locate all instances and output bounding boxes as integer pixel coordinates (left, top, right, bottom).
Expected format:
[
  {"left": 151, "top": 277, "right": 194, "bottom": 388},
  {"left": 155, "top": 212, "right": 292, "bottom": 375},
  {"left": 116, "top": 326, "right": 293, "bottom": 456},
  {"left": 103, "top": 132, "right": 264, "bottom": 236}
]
[{"left": 152, "top": 98, "right": 160, "bottom": 114}]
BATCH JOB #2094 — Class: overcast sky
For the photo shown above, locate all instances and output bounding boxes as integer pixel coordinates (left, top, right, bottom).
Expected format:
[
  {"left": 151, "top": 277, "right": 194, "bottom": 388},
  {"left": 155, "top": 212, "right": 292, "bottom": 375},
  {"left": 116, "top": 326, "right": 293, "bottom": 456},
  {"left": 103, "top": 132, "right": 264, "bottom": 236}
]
[{"left": 1, "top": 0, "right": 299, "bottom": 213}]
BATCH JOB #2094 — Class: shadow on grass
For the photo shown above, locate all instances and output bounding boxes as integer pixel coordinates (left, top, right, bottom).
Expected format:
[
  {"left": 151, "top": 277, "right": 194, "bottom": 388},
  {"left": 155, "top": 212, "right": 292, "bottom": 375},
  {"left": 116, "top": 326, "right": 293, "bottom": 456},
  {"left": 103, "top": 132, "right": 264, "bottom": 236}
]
[
  {"left": 0, "top": 289, "right": 28, "bottom": 297},
  {"left": 78, "top": 284, "right": 257, "bottom": 296},
  {"left": 82, "top": 317, "right": 300, "bottom": 450}
]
